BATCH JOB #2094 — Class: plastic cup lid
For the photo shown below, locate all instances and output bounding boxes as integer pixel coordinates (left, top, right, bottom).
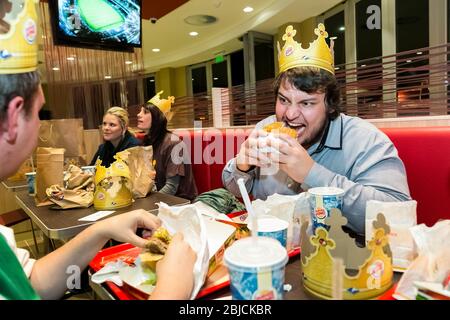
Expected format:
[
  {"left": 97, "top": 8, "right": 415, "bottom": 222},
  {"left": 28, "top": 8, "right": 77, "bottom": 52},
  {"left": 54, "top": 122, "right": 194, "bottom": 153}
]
[
  {"left": 248, "top": 216, "right": 288, "bottom": 233},
  {"left": 308, "top": 186, "right": 344, "bottom": 196},
  {"left": 224, "top": 237, "right": 288, "bottom": 269}
]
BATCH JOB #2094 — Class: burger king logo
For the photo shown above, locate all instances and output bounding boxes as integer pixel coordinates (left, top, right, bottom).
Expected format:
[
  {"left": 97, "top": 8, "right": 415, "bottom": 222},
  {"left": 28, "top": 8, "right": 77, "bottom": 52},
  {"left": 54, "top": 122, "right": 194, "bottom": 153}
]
[
  {"left": 23, "top": 18, "right": 37, "bottom": 44},
  {"left": 315, "top": 207, "right": 327, "bottom": 220},
  {"left": 285, "top": 46, "right": 294, "bottom": 56}
]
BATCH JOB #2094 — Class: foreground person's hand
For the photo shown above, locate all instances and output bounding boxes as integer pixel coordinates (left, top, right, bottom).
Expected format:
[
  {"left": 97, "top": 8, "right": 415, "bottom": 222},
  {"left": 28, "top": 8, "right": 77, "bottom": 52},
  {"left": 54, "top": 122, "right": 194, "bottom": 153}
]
[
  {"left": 94, "top": 209, "right": 162, "bottom": 248},
  {"left": 151, "top": 233, "right": 197, "bottom": 300}
]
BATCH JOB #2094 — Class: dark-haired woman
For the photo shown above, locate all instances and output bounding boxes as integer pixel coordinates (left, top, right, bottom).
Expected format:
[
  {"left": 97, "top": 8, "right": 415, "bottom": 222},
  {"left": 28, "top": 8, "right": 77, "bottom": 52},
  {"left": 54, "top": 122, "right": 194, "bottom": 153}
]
[{"left": 137, "top": 92, "right": 198, "bottom": 201}]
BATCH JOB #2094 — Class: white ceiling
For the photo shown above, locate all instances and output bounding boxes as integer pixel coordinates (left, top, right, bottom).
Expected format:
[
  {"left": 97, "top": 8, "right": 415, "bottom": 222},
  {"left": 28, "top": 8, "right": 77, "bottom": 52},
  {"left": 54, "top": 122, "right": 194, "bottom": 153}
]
[{"left": 142, "top": 0, "right": 342, "bottom": 73}]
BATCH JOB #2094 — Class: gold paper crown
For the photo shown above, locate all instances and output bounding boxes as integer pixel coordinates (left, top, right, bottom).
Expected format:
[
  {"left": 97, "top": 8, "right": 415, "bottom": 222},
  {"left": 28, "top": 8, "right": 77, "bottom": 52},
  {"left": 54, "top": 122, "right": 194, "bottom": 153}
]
[
  {"left": 300, "top": 209, "right": 393, "bottom": 300},
  {"left": 0, "top": 0, "right": 39, "bottom": 74},
  {"left": 148, "top": 90, "right": 175, "bottom": 121},
  {"left": 277, "top": 24, "right": 334, "bottom": 75},
  {"left": 94, "top": 153, "right": 132, "bottom": 210}
]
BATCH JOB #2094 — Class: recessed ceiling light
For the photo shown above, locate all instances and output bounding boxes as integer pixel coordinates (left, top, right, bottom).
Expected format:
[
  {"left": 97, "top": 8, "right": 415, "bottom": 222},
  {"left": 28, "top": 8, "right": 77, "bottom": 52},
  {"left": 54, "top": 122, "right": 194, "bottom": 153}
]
[
  {"left": 152, "top": 48, "right": 160, "bottom": 52},
  {"left": 125, "top": 60, "right": 133, "bottom": 65},
  {"left": 406, "top": 59, "right": 412, "bottom": 63},
  {"left": 339, "top": 26, "right": 345, "bottom": 31},
  {"left": 104, "top": 75, "right": 112, "bottom": 79},
  {"left": 52, "top": 67, "right": 59, "bottom": 71},
  {"left": 416, "top": 51, "right": 423, "bottom": 55},
  {"left": 213, "top": 77, "right": 218, "bottom": 80},
  {"left": 243, "top": 6, "right": 254, "bottom": 13},
  {"left": 150, "top": 79, "right": 155, "bottom": 82},
  {"left": 361, "top": 64, "right": 366, "bottom": 67},
  {"left": 189, "top": 31, "right": 199, "bottom": 36},
  {"left": 66, "top": 57, "right": 75, "bottom": 61}
]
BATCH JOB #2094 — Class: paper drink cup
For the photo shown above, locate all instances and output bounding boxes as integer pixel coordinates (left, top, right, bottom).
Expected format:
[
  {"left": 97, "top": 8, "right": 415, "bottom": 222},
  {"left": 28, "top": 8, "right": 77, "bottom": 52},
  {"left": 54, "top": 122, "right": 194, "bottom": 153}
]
[
  {"left": 248, "top": 216, "right": 288, "bottom": 248},
  {"left": 224, "top": 237, "right": 288, "bottom": 300},
  {"left": 308, "top": 187, "right": 344, "bottom": 232},
  {"left": 25, "top": 172, "right": 36, "bottom": 196}
]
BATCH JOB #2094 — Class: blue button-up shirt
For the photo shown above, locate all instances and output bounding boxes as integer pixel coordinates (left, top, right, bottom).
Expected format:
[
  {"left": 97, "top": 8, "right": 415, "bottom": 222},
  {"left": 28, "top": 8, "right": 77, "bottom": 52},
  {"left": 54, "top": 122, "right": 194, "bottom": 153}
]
[{"left": 222, "top": 114, "right": 411, "bottom": 235}]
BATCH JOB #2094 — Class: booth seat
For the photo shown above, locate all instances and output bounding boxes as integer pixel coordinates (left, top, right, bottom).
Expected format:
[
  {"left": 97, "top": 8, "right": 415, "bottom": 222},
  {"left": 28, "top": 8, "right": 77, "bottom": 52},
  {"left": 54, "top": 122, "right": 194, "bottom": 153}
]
[{"left": 172, "top": 126, "right": 450, "bottom": 227}]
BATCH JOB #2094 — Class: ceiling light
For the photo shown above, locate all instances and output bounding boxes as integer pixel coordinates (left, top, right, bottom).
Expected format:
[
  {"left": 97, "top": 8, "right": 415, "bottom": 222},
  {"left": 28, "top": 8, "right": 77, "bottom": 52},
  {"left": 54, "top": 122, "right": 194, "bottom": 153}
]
[
  {"left": 52, "top": 67, "right": 59, "bottom": 71},
  {"left": 334, "top": 67, "right": 340, "bottom": 70},
  {"left": 152, "top": 48, "right": 160, "bottom": 52},
  {"left": 184, "top": 15, "right": 217, "bottom": 26},
  {"left": 104, "top": 75, "right": 112, "bottom": 79},
  {"left": 189, "top": 31, "right": 199, "bottom": 36},
  {"left": 339, "top": 26, "right": 345, "bottom": 31},
  {"left": 416, "top": 51, "right": 423, "bottom": 55},
  {"left": 150, "top": 79, "right": 155, "bottom": 82},
  {"left": 66, "top": 57, "right": 75, "bottom": 61},
  {"left": 361, "top": 64, "right": 366, "bottom": 67},
  {"left": 213, "top": 77, "right": 218, "bottom": 80},
  {"left": 406, "top": 59, "right": 412, "bottom": 63},
  {"left": 243, "top": 6, "right": 254, "bottom": 13},
  {"left": 125, "top": 60, "right": 133, "bottom": 65}
]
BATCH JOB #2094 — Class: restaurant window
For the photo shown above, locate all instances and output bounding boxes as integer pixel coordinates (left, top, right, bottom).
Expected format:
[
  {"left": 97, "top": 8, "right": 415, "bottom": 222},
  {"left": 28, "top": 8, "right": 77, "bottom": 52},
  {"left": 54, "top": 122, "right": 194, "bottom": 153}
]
[
  {"left": 191, "top": 65, "right": 207, "bottom": 94},
  {"left": 212, "top": 59, "right": 228, "bottom": 88},
  {"left": 254, "top": 42, "right": 275, "bottom": 81},
  {"left": 90, "top": 84, "right": 104, "bottom": 129},
  {"left": 395, "top": 0, "right": 429, "bottom": 111},
  {"left": 73, "top": 86, "right": 88, "bottom": 128},
  {"left": 325, "top": 11, "right": 346, "bottom": 67},
  {"left": 126, "top": 79, "right": 139, "bottom": 107},
  {"left": 109, "top": 82, "right": 121, "bottom": 107},
  {"left": 231, "top": 50, "right": 244, "bottom": 86},
  {"left": 356, "top": 0, "right": 383, "bottom": 114},
  {"left": 144, "top": 76, "right": 156, "bottom": 102}
]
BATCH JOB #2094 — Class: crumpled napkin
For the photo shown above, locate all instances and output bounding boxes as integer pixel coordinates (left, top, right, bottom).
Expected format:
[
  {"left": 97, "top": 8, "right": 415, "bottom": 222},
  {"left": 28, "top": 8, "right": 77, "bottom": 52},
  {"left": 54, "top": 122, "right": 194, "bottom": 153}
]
[{"left": 91, "top": 260, "right": 129, "bottom": 287}]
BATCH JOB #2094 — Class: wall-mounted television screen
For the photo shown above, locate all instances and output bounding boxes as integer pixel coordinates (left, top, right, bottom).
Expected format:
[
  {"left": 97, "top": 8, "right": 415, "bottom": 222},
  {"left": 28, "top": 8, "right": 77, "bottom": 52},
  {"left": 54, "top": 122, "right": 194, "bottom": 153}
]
[{"left": 49, "top": 0, "right": 142, "bottom": 51}]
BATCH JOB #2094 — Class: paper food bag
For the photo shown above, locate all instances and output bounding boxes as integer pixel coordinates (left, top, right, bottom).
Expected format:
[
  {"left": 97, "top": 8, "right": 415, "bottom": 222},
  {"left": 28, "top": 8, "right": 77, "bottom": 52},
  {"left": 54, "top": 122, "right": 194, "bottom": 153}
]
[
  {"left": 366, "top": 200, "right": 417, "bottom": 270},
  {"left": 158, "top": 202, "right": 209, "bottom": 299},
  {"left": 45, "top": 165, "right": 95, "bottom": 209},
  {"left": 252, "top": 192, "right": 310, "bottom": 251},
  {"left": 119, "top": 146, "right": 156, "bottom": 198},
  {"left": 35, "top": 147, "right": 64, "bottom": 206},
  {"left": 394, "top": 220, "right": 450, "bottom": 300},
  {"left": 38, "top": 119, "right": 87, "bottom": 167},
  {"left": 46, "top": 185, "right": 93, "bottom": 209}
]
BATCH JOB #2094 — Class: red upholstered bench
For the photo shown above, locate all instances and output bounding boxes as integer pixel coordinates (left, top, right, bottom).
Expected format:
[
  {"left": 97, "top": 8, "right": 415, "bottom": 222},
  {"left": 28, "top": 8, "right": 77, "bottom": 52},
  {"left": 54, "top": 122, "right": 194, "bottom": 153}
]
[{"left": 174, "top": 126, "right": 450, "bottom": 227}]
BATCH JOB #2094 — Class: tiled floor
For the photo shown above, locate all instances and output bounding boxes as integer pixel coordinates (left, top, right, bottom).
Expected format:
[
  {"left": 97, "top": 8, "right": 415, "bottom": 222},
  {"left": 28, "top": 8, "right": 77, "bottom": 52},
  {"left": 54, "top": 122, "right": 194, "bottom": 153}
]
[{"left": 13, "top": 222, "right": 96, "bottom": 300}]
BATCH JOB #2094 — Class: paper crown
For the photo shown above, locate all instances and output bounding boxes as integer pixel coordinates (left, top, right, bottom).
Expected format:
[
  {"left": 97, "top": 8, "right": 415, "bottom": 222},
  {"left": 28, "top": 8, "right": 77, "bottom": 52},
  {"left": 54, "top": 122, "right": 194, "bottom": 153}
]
[
  {"left": 300, "top": 209, "right": 393, "bottom": 300},
  {"left": 0, "top": 0, "right": 39, "bottom": 74},
  {"left": 94, "top": 154, "right": 132, "bottom": 210},
  {"left": 148, "top": 90, "right": 175, "bottom": 121},
  {"left": 277, "top": 24, "right": 334, "bottom": 75}
]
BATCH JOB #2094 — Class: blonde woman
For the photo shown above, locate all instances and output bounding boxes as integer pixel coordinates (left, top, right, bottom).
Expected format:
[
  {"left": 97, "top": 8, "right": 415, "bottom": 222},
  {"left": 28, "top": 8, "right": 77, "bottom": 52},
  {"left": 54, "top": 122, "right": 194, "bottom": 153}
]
[{"left": 90, "top": 106, "right": 141, "bottom": 167}]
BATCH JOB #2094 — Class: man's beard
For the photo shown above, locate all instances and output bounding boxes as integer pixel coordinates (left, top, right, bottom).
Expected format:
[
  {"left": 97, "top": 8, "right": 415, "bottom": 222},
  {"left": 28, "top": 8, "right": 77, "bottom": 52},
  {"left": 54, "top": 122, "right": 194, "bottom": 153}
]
[{"left": 298, "top": 118, "right": 329, "bottom": 150}]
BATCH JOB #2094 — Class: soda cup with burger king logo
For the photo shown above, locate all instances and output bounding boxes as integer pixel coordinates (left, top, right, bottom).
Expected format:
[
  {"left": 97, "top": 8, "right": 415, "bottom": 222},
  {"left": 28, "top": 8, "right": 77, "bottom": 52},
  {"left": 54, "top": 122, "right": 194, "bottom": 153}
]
[
  {"left": 224, "top": 237, "right": 288, "bottom": 300},
  {"left": 308, "top": 187, "right": 344, "bottom": 233}
]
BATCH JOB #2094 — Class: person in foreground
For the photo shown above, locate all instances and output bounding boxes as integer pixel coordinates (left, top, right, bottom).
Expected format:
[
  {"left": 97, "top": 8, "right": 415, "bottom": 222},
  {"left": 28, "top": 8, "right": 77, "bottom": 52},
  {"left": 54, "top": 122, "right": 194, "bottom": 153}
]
[
  {"left": 0, "top": 0, "right": 195, "bottom": 300},
  {"left": 222, "top": 24, "right": 411, "bottom": 237},
  {"left": 137, "top": 92, "right": 198, "bottom": 201},
  {"left": 90, "top": 106, "right": 141, "bottom": 167}
]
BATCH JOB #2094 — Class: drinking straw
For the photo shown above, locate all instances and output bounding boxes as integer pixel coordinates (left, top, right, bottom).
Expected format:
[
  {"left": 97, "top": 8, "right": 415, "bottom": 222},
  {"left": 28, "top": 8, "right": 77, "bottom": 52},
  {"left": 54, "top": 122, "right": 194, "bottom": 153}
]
[{"left": 237, "top": 178, "right": 258, "bottom": 244}]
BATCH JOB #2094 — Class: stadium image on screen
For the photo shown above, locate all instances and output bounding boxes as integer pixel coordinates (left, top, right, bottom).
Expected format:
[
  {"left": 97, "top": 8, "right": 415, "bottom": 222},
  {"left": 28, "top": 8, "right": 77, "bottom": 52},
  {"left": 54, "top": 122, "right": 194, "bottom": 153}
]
[{"left": 58, "top": 0, "right": 141, "bottom": 46}]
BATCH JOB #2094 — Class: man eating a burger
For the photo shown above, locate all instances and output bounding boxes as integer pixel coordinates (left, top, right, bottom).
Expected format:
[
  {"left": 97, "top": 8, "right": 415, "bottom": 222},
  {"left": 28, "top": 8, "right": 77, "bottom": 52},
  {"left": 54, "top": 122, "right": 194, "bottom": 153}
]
[{"left": 222, "top": 24, "right": 411, "bottom": 238}]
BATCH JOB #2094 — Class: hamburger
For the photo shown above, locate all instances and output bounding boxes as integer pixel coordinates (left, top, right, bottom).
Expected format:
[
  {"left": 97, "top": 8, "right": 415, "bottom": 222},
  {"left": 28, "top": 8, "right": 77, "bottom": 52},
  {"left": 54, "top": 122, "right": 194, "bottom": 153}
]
[
  {"left": 140, "top": 227, "right": 172, "bottom": 271},
  {"left": 263, "top": 121, "right": 297, "bottom": 138}
]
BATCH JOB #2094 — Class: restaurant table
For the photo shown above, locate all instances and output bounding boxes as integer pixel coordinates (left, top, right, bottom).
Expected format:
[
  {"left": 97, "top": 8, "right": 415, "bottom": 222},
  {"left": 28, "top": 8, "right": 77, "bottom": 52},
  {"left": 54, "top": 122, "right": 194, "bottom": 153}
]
[
  {"left": 15, "top": 190, "right": 190, "bottom": 241},
  {"left": 2, "top": 180, "right": 28, "bottom": 192},
  {"left": 88, "top": 252, "right": 402, "bottom": 300}
]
